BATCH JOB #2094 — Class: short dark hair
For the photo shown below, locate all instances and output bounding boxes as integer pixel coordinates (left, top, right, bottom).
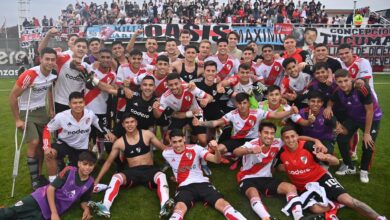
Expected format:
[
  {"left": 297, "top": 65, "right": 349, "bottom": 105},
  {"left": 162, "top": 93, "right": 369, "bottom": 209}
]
[
  {"left": 259, "top": 121, "right": 277, "bottom": 132},
  {"left": 304, "top": 27, "right": 318, "bottom": 35},
  {"left": 314, "top": 62, "right": 328, "bottom": 72},
  {"left": 121, "top": 112, "right": 138, "bottom": 122},
  {"left": 40, "top": 47, "right": 57, "bottom": 57},
  {"left": 69, "top": 91, "right": 84, "bottom": 102},
  {"left": 281, "top": 125, "right": 298, "bottom": 136},
  {"left": 99, "top": 48, "right": 112, "bottom": 55},
  {"left": 142, "top": 75, "right": 155, "bottom": 82},
  {"left": 204, "top": 60, "right": 217, "bottom": 70},
  {"left": 334, "top": 69, "right": 349, "bottom": 78},
  {"left": 246, "top": 40, "right": 256, "bottom": 46},
  {"left": 284, "top": 35, "right": 296, "bottom": 42},
  {"left": 88, "top": 37, "right": 101, "bottom": 46},
  {"left": 235, "top": 92, "right": 250, "bottom": 103},
  {"left": 262, "top": 44, "right": 274, "bottom": 51},
  {"left": 228, "top": 31, "right": 240, "bottom": 41},
  {"left": 169, "top": 128, "right": 184, "bottom": 138},
  {"left": 74, "top": 38, "right": 88, "bottom": 46},
  {"left": 217, "top": 38, "right": 229, "bottom": 45},
  {"left": 112, "top": 40, "right": 124, "bottom": 48},
  {"left": 156, "top": 55, "right": 169, "bottom": 63},
  {"left": 243, "top": 47, "right": 254, "bottom": 53},
  {"left": 129, "top": 49, "right": 143, "bottom": 57},
  {"left": 266, "top": 85, "right": 281, "bottom": 94},
  {"left": 185, "top": 45, "right": 198, "bottom": 53},
  {"left": 167, "top": 72, "right": 181, "bottom": 82},
  {"left": 68, "top": 34, "right": 79, "bottom": 40},
  {"left": 314, "top": 43, "right": 327, "bottom": 49},
  {"left": 78, "top": 151, "right": 97, "bottom": 164},
  {"left": 239, "top": 63, "right": 251, "bottom": 71},
  {"left": 337, "top": 43, "right": 352, "bottom": 52},
  {"left": 166, "top": 38, "right": 177, "bottom": 44},
  {"left": 180, "top": 29, "right": 191, "bottom": 36},
  {"left": 282, "top": 57, "right": 297, "bottom": 68},
  {"left": 307, "top": 90, "right": 324, "bottom": 101}
]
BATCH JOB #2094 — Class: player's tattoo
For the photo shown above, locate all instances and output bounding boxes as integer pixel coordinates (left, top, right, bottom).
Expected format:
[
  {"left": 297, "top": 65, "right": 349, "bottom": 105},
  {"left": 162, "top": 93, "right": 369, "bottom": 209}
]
[
  {"left": 351, "top": 198, "right": 379, "bottom": 219},
  {"left": 201, "top": 121, "right": 214, "bottom": 127}
]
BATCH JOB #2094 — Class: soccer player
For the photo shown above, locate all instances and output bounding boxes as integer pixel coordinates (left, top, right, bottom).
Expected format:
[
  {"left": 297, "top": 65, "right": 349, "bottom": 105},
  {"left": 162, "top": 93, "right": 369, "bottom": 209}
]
[
  {"left": 83, "top": 38, "right": 102, "bottom": 64},
  {"left": 240, "top": 47, "right": 265, "bottom": 83},
  {"left": 302, "top": 28, "right": 318, "bottom": 57},
  {"left": 282, "top": 35, "right": 314, "bottom": 75},
  {"left": 171, "top": 45, "right": 203, "bottom": 83},
  {"left": 257, "top": 45, "right": 284, "bottom": 87},
  {"left": 193, "top": 92, "right": 298, "bottom": 155},
  {"left": 126, "top": 29, "right": 159, "bottom": 66},
  {"left": 258, "top": 85, "right": 300, "bottom": 138},
  {"left": 177, "top": 29, "right": 192, "bottom": 56},
  {"left": 307, "top": 62, "right": 337, "bottom": 105},
  {"left": 198, "top": 39, "right": 212, "bottom": 61},
  {"left": 276, "top": 126, "right": 387, "bottom": 220},
  {"left": 313, "top": 43, "right": 342, "bottom": 74},
  {"left": 154, "top": 72, "right": 213, "bottom": 147},
  {"left": 9, "top": 47, "right": 58, "bottom": 189},
  {"left": 0, "top": 151, "right": 97, "bottom": 220},
  {"left": 111, "top": 40, "right": 129, "bottom": 69},
  {"left": 324, "top": 69, "right": 382, "bottom": 183},
  {"left": 227, "top": 31, "right": 243, "bottom": 60},
  {"left": 42, "top": 92, "right": 112, "bottom": 183},
  {"left": 234, "top": 122, "right": 325, "bottom": 220},
  {"left": 88, "top": 113, "right": 173, "bottom": 218},
  {"left": 163, "top": 129, "right": 247, "bottom": 220},
  {"left": 62, "top": 34, "right": 79, "bottom": 56},
  {"left": 281, "top": 58, "right": 312, "bottom": 106},
  {"left": 205, "top": 38, "right": 240, "bottom": 81},
  {"left": 159, "top": 38, "right": 182, "bottom": 63}
]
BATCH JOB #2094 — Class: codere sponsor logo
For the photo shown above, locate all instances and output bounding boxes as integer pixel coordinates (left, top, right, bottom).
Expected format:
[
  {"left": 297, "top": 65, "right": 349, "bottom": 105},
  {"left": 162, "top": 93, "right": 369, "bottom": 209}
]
[
  {"left": 67, "top": 128, "right": 90, "bottom": 135},
  {"left": 130, "top": 109, "right": 150, "bottom": 118},
  {"left": 65, "top": 73, "right": 84, "bottom": 82},
  {"left": 288, "top": 168, "right": 311, "bottom": 175}
]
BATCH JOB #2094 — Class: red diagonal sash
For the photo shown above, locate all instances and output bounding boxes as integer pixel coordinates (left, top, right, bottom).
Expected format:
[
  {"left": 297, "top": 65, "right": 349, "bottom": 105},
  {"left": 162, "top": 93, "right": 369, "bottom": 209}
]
[{"left": 84, "top": 73, "right": 114, "bottom": 105}]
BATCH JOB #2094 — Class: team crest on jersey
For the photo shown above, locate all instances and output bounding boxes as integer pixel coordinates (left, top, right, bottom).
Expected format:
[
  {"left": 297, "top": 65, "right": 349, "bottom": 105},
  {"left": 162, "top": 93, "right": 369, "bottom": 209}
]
[
  {"left": 185, "top": 95, "right": 191, "bottom": 102},
  {"left": 136, "top": 147, "right": 141, "bottom": 153},
  {"left": 67, "top": 122, "right": 72, "bottom": 127},
  {"left": 275, "top": 66, "right": 279, "bottom": 71},
  {"left": 134, "top": 102, "right": 138, "bottom": 106},
  {"left": 185, "top": 152, "right": 193, "bottom": 160},
  {"left": 226, "top": 64, "right": 231, "bottom": 69},
  {"left": 212, "top": 90, "right": 217, "bottom": 96},
  {"left": 300, "top": 156, "right": 308, "bottom": 164},
  {"left": 148, "top": 106, "right": 153, "bottom": 112},
  {"left": 248, "top": 119, "right": 255, "bottom": 126}
]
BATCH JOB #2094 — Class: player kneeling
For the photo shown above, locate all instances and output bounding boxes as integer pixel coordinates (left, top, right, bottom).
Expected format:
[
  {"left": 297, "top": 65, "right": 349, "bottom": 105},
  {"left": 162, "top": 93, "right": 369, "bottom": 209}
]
[
  {"left": 0, "top": 151, "right": 97, "bottom": 220},
  {"left": 163, "top": 129, "right": 246, "bottom": 220}
]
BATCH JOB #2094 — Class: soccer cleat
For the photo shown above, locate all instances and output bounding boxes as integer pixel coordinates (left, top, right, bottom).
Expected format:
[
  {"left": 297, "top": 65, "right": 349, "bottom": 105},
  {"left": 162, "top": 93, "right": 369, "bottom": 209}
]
[
  {"left": 88, "top": 201, "right": 111, "bottom": 218},
  {"left": 300, "top": 213, "right": 325, "bottom": 220},
  {"left": 201, "top": 164, "right": 212, "bottom": 176},
  {"left": 360, "top": 170, "right": 369, "bottom": 183},
  {"left": 335, "top": 165, "right": 356, "bottom": 176},
  {"left": 32, "top": 175, "right": 50, "bottom": 191},
  {"left": 159, "top": 198, "right": 175, "bottom": 218},
  {"left": 220, "top": 157, "right": 230, "bottom": 164},
  {"left": 229, "top": 160, "right": 239, "bottom": 170}
]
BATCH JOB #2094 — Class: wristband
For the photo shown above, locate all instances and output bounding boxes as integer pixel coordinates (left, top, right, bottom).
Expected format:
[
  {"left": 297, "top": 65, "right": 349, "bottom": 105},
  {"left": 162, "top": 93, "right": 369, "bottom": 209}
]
[{"left": 185, "top": 111, "right": 194, "bottom": 118}]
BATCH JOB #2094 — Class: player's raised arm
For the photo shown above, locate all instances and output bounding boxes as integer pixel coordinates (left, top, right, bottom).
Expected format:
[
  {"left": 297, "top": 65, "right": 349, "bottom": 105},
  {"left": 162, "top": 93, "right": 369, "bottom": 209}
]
[{"left": 204, "top": 140, "right": 221, "bottom": 164}]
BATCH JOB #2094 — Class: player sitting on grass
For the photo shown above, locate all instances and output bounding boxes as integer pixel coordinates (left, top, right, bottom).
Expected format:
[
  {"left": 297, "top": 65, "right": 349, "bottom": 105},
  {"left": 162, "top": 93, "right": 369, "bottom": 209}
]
[{"left": 0, "top": 151, "right": 97, "bottom": 220}]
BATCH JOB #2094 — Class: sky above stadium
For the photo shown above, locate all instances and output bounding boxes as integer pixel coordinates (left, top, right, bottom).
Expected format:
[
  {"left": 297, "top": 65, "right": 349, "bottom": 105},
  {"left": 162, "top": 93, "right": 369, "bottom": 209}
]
[{"left": 0, "top": 0, "right": 387, "bottom": 27}]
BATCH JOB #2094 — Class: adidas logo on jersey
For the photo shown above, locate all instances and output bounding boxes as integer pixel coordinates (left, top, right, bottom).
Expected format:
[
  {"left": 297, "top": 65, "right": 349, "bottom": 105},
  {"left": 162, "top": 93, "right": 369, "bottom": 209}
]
[{"left": 67, "top": 122, "right": 72, "bottom": 127}]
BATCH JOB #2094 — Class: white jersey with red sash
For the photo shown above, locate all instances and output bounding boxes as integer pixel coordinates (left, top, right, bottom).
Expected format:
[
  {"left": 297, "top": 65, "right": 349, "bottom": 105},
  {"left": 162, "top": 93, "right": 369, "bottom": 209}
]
[
  {"left": 84, "top": 67, "right": 116, "bottom": 114},
  {"left": 162, "top": 144, "right": 210, "bottom": 187},
  {"left": 248, "top": 61, "right": 264, "bottom": 82},
  {"left": 340, "top": 55, "right": 376, "bottom": 98},
  {"left": 132, "top": 72, "right": 169, "bottom": 97},
  {"left": 281, "top": 72, "right": 311, "bottom": 94},
  {"left": 16, "top": 66, "right": 57, "bottom": 110},
  {"left": 204, "top": 55, "right": 239, "bottom": 80},
  {"left": 54, "top": 52, "right": 91, "bottom": 105},
  {"left": 237, "top": 138, "right": 283, "bottom": 182},
  {"left": 222, "top": 109, "right": 270, "bottom": 139},
  {"left": 158, "top": 86, "right": 207, "bottom": 112},
  {"left": 142, "top": 52, "right": 158, "bottom": 66},
  {"left": 225, "top": 75, "right": 254, "bottom": 107},
  {"left": 116, "top": 64, "right": 148, "bottom": 111},
  {"left": 258, "top": 59, "right": 284, "bottom": 86}
]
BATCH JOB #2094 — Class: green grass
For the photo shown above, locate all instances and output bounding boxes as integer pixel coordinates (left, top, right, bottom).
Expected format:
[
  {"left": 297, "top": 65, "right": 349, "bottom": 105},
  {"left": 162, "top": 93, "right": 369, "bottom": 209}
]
[{"left": 1, "top": 75, "right": 390, "bottom": 220}]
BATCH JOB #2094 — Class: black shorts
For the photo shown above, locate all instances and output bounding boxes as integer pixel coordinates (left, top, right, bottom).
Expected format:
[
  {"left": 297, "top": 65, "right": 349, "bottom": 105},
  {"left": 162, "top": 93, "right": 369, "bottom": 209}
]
[
  {"left": 122, "top": 165, "right": 161, "bottom": 188},
  {"left": 317, "top": 173, "right": 347, "bottom": 201},
  {"left": 221, "top": 138, "right": 252, "bottom": 152},
  {"left": 52, "top": 140, "right": 88, "bottom": 166},
  {"left": 175, "top": 182, "right": 223, "bottom": 208},
  {"left": 169, "top": 118, "right": 206, "bottom": 135},
  {"left": 239, "top": 177, "right": 282, "bottom": 196}
]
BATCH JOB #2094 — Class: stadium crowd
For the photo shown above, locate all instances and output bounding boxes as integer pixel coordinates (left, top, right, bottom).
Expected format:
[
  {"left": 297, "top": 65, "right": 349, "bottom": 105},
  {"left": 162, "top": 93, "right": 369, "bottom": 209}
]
[
  {"left": 2, "top": 25, "right": 388, "bottom": 220},
  {"left": 20, "top": 0, "right": 374, "bottom": 27}
]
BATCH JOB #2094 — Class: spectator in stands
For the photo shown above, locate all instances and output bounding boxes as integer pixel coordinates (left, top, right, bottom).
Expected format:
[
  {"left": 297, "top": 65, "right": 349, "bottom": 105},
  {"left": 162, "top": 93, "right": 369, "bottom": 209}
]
[{"left": 42, "top": 16, "right": 49, "bottom": 27}]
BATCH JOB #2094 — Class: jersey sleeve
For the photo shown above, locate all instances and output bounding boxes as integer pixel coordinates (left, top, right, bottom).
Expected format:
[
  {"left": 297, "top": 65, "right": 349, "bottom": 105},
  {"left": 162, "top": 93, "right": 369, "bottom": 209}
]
[
  {"left": 158, "top": 95, "right": 168, "bottom": 112},
  {"left": 16, "top": 69, "right": 38, "bottom": 89},
  {"left": 194, "top": 145, "right": 209, "bottom": 160},
  {"left": 358, "top": 59, "right": 373, "bottom": 79},
  {"left": 357, "top": 84, "right": 373, "bottom": 105},
  {"left": 300, "top": 50, "right": 314, "bottom": 75},
  {"left": 116, "top": 66, "right": 126, "bottom": 83},
  {"left": 303, "top": 142, "right": 320, "bottom": 163},
  {"left": 192, "top": 87, "right": 207, "bottom": 99},
  {"left": 242, "top": 140, "right": 255, "bottom": 149},
  {"left": 46, "top": 114, "right": 63, "bottom": 132},
  {"left": 257, "top": 108, "right": 270, "bottom": 120},
  {"left": 222, "top": 111, "right": 233, "bottom": 124},
  {"left": 91, "top": 112, "right": 105, "bottom": 133}
]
